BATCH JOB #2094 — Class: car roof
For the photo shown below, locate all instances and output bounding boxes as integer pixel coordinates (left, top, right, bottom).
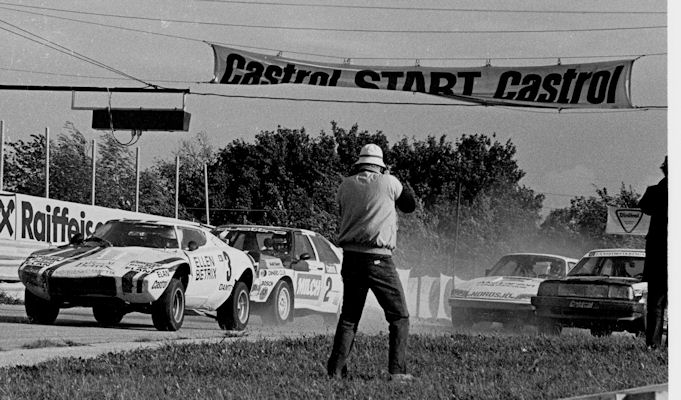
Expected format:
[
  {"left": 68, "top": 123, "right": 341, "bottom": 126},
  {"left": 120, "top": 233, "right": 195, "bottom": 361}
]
[
  {"left": 583, "top": 248, "right": 646, "bottom": 258},
  {"left": 215, "top": 224, "right": 316, "bottom": 235},
  {"left": 502, "top": 253, "right": 580, "bottom": 262},
  {"left": 110, "top": 218, "right": 212, "bottom": 231}
]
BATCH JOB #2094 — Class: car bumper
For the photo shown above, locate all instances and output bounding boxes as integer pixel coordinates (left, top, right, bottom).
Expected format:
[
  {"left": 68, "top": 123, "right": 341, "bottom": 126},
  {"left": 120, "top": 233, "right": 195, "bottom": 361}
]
[
  {"left": 21, "top": 272, "right": 161, "bottom": 305},
  {"left": 531, "top": 296, "right": 644, "bottom": 323},
  {"left": 449, "top": 298, "right": 534, "bottom": 322}
]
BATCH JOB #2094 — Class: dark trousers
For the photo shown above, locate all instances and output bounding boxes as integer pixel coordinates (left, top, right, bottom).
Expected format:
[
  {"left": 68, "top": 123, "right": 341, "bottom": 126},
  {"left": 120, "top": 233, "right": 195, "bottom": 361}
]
[
  {"left": 646, "top": 276, "right": 667, "bottom": 348},
  {"left": 327, "top": 251, "right": 410, "bottom": 376}
]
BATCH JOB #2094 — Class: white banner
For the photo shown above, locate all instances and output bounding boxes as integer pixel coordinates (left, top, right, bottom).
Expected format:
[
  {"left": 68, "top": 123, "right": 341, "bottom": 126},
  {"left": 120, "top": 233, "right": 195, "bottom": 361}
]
[
  {"left": 605, "top": 206, "right": 650, "bottom": 235},
  {"left": 211, "top": 44, "right": 634, "bottom": 109},
  {"left": 1, "top": 192, "right": 186, "bottom": 244}
]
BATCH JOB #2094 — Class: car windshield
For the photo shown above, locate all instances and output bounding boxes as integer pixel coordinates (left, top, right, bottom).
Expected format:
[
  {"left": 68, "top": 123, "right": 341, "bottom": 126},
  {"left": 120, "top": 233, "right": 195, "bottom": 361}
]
[
  {"left": 488, "top": 254, "right": 567, "bottom": 278},
  {"left": 89, "top": 221, "right": 179, "bottom": 249},
  {"left": 568, "top": 256, "right": 645, "bottom": 279},
  {"left": 221, "top": 229, "right": 293, "bottom": 264}
]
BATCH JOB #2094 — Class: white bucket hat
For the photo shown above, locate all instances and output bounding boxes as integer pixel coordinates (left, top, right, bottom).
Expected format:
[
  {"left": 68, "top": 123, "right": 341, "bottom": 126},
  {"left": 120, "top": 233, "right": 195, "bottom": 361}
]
[{"left": 354, "top": 143, "right": 386, "bottom": 168}]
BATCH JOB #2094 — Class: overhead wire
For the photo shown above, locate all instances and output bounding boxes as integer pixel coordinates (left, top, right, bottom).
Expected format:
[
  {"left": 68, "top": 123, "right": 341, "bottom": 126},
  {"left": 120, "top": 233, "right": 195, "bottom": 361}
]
[
  {"left": 191, "top": 0, "right": 666, "bottom": 15},
  {"left": 0, "top": 5, "right": 667, "bottom": 63},
  {"left": 0, "top": 4, "right": 666, "bottom": 34},
  {"left": 0, "top": 18, "right": 156, "bottom": 87},
  {"left": 0, "top": 1, "right": 665, "bottom": 16}
]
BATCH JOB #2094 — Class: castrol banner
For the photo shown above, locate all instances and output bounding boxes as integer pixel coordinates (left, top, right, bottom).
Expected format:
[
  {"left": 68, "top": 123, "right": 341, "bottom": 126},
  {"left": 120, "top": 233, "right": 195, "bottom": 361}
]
[{"left": 211, "top": 44, "right": 634, "bottom": 109}]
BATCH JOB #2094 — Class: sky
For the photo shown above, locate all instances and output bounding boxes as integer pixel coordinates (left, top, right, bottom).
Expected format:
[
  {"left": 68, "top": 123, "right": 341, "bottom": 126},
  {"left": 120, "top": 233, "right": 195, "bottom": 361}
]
[{"left": 0, "top": 0, "right": 668, "bottom": 216}]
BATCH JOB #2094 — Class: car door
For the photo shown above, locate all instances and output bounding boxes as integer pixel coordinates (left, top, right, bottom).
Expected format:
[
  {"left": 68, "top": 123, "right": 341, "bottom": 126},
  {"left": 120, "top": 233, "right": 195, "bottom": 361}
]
[
  {"left": 291, "top": 232, "right": 325, "bottom": 310},
  {"left": 310, "top": 234, "right": 343, "bottom": 314},
  {"left": 180, "top": 227, "right": 224, "bottom": 310}
]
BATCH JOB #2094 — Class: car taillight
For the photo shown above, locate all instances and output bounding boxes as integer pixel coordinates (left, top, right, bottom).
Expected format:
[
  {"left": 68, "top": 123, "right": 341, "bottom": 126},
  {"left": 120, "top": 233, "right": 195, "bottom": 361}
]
[
  {"left": 608, "top": 285, "right": 633, "bottom": 300},
  {"left": 537, "top": 282, "right": 559, "bottom": 296}
]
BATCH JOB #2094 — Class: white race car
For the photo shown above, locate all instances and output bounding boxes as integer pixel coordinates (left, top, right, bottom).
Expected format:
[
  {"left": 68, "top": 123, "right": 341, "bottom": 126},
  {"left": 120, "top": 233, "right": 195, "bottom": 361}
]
[
  {"left": 214, "top": 225, "right": 343, "bottom": 325},
  {"left": 448, "top": 253, "right": 578, "bottom": 329},
  {"left": 18, "top": 219, "right": 255, "bottom": 331}
]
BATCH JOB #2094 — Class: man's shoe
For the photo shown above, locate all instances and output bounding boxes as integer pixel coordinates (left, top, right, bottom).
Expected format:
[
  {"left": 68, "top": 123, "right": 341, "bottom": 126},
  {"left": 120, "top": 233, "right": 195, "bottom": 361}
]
[
  {"left": 389, "top": 373, "right": 414, "bottom": 383},
  {"left": 327, "top": 365, "right": 348, "bottom": 379}
]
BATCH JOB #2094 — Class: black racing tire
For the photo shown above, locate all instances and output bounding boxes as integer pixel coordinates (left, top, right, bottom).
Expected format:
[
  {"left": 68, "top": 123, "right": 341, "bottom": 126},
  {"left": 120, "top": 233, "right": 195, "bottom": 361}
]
[
  {"left": 263, "top": 280, "right": 293, "bottom": 325},
  {"left": 451, "top": 307, "right": 475, "bottom": 330},
  {"left": 151, "top": 277, "right": 185, "bottom": 331},
  {"left": 93, "top": 303, "right": 126, "bottom": 327},
  {"left": 217, "top": 281, "right": 250, "bottom": 331},
  {"left": 537, "top": 318, "right": 562, "bottom": 336},
  {"left": 24, "top": 289, "right": 59, "bottom": 325}
]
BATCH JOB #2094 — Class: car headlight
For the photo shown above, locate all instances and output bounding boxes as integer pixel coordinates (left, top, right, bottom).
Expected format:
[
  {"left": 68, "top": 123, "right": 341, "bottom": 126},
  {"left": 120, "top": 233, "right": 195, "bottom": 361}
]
[
  {"left": 537, "top": 282, "right": 559, "bottom": 296},
  {"left": 608, "top": 285, "right": 633, "bottom": 300},
  {"left": 451, "top": 289, "right": 468, "bottom": 298}
]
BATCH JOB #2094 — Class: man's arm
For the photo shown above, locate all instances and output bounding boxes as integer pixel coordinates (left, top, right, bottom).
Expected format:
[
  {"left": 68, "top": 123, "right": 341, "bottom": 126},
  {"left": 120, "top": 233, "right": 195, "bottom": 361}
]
[{"left": 396, "top": 186, "right": 416, "bottom": 213}]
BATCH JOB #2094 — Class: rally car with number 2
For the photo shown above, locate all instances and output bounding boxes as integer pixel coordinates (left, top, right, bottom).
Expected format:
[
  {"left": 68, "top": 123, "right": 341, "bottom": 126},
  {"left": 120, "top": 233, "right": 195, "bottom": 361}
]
[
  {"left": 17, "top": 219, "right": 255, "bottom": 331},
  {"left": 214, "top": 225, "right": 343, "bottom": 326}
]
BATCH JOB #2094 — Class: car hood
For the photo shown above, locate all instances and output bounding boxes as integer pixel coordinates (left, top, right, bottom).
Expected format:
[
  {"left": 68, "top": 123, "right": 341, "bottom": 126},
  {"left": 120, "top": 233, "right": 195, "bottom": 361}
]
[
  {"left": 559, "top": 276, "right": 642, "bottom": 285},
  {"left": 22, "top": 244, "right": 186, "bottom": 278},
  {"left": 451, "top": 276, "right": 545, "bottom": 302}
]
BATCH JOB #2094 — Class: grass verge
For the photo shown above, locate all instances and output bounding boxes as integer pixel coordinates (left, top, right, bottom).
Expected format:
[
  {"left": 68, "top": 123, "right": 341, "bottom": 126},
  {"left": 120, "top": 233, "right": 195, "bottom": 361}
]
[{"left": 0, "top": 333, "right": 667, "bottom": 400}]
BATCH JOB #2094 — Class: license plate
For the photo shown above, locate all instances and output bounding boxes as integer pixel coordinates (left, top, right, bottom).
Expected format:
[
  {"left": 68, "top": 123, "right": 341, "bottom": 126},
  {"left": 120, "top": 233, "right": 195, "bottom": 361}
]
[{"left": 569, "top": 300, "right": 594, "bottom": 309}]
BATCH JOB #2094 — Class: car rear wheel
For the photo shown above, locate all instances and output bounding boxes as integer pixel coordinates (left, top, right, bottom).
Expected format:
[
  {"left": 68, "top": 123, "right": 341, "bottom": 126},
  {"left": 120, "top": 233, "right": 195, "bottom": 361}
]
[
  {"left": 451, "top": 308, "right": 475, "bottom": 330},
  {"left": 263, "top": 280, "right": 293, "bottom": 325},
  {"left": 93, "top": 303, "right": 126, "bottom": 327},
  {"left": 151, "top": 277, "right": 185, "bottom": 331},
  {"left": 537, "top": 318, "right": 562, "bottom": 336},
  {"left": 217, "top": 281, "right": 250, "bottom": 331},
  {"left": 25, "top": 289, "right": 59, "bottom": 325}
]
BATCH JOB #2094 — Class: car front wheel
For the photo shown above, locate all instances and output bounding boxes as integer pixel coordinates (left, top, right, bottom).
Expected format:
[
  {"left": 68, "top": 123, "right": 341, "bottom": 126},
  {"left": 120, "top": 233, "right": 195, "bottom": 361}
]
[
  {"left": 25, "top": 289, "right": 59, "bottom": 325},
  {"left": 263, "top": 280, "right": 293, "bottom": 325},
  {"left": 151, "top": 277, "right": 185, "bottom": 331},
  {"left": 217, "top": 281, "right": 250, "bottom": 331}
]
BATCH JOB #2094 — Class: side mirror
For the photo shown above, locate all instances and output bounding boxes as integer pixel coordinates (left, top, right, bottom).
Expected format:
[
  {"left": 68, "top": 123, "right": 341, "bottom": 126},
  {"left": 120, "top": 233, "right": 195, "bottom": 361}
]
[
  {"left": 70, "top": 233, "right": 84, "bottom": 245},
  {"left": 299, "top": 253, "right": 311, "bottom": 261},
  {"left": 188, "top": 241, "right": 198, "bottom": 251}
]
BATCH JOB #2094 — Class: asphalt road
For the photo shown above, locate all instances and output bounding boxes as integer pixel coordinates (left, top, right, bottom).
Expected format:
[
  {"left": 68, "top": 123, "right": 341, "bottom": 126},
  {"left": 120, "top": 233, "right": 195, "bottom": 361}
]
[{"left": 0, "top": 304, "right": 452, "bottom": 368}]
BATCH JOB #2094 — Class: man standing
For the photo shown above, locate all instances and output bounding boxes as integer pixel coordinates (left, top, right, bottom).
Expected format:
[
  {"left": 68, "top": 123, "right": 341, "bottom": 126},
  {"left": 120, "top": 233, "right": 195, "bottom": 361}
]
[
  {"left": 638, "top": 156, "right": 668, "bottom": 349},
  {"left": 327, "top": 143, "right": 416, "bottom": 381}
]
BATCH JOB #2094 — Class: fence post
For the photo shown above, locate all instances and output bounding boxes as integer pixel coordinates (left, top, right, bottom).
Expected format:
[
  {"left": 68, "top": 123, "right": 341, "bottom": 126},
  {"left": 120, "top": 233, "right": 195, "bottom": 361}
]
[
  {"left": 204, "top": 163, "right": 210, "bottom": 225},
  {"left": 135, "top": 147, "right": 140, "bottom": 213},
  {"left": 91, "top": 139, "right": 96, "bottom": 205},
  {"left": 175, "top": 156, "right": 180, "bottom": 219},
  {"left": 0, "top": 120, "right": 4, "bottom": 192},
  {"left": 45, "top": 127, "right": 50, "bottom": 198}
]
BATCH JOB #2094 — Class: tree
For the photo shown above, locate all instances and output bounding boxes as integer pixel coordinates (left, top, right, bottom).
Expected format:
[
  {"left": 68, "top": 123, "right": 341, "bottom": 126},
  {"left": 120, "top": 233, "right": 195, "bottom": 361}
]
[
  {"left": 540, "top": 184, "right": 645, "bottom": 255},
  {"left": 3, "top": 134, "right": 46, "bottom": 197}
]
